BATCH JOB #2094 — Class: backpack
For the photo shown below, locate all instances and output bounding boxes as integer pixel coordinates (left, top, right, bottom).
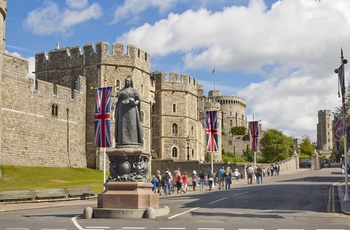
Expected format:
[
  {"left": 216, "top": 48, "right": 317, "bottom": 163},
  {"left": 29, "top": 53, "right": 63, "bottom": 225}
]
[{"left": 162, "top": 172, "right": 170, "bottom": 182}]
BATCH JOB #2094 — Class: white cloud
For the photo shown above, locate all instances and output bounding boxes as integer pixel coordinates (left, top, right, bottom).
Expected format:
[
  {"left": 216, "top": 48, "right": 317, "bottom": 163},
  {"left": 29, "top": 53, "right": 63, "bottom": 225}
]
[
  {"left": 24, "top": 0, "right": 102, "bottom": 35},
  {"left": 66, "top": 0, "right": 88, "bottom": 9},
  {"left": 116, "top": 0, "right": 350, "bottom": 140},
  {"left": 111, "top": 0, "right": 178, "bottom": 24}
]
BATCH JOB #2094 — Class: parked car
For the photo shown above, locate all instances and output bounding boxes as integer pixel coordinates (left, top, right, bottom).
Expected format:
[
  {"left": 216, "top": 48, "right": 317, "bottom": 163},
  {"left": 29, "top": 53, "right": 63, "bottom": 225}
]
[{"left": 299, "top": 161, "right": 311, "bottom": 168}]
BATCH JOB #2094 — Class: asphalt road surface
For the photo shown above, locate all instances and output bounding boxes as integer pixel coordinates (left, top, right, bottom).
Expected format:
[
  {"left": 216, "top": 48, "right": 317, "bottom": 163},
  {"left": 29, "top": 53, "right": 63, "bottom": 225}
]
[{"left": 0, "top": 165, "right": 349, "bottom": 230}]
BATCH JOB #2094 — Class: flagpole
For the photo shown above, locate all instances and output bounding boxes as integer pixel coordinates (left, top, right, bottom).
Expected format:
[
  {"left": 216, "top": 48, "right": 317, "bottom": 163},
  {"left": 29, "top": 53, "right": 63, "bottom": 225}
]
[
  {"left": 336, "top": 48, "right": 350, "bottom": 201},
  {"left": 341, "top": 50, "right": 350, "bottom": 201}
]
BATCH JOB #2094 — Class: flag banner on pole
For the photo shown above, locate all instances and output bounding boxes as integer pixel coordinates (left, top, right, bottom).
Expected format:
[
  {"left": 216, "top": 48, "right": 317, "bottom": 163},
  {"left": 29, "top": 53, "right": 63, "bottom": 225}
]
[
  {"left": 334, "top": 114, "right": 343, "bottom": 154},
  {"left": 249, "top": 121, "right": 259, "bottom": 152},
  {"left": 94, "top": 86, "right": 112, "bottom": 147},
  {"left": 338, "top": 63, "right": 345, "bottom": 97},
  {"left": 205, "top": 110, "right": 219, "bottom": 152}
]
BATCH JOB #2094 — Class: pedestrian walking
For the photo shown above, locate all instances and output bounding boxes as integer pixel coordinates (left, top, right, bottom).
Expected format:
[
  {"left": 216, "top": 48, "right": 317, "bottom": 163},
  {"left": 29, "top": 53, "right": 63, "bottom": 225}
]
[{"left": 192, "top": 170, "right": 197, "bottom": 191}]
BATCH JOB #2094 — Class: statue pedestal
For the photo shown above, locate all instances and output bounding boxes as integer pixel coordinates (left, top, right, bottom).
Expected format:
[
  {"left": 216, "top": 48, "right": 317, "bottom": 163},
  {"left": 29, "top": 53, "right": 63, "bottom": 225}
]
[
  {"left": 98, "top": 182, "right": 159, "bottom": 209},
  {"left": 84, "top": 148, "right": 169, "bottom": 219}
]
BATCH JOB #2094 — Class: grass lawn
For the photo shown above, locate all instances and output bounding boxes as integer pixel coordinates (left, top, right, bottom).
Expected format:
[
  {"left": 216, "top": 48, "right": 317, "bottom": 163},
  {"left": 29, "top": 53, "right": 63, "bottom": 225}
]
[{"left": 0, "top": 165, "right": 106, "bottom": 194}]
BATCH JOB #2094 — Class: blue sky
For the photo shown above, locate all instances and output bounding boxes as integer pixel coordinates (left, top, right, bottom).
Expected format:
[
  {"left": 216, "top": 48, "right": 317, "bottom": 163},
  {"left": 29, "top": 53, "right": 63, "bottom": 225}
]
[{"left": 5, "top": 0, "right": 350, "bottom": 142}]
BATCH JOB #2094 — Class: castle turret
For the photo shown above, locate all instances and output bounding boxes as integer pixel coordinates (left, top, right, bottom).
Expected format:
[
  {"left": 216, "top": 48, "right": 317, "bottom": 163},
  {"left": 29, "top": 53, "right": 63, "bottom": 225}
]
[{"left": 0, "top": 0, "right": 6, "bottom": 52}]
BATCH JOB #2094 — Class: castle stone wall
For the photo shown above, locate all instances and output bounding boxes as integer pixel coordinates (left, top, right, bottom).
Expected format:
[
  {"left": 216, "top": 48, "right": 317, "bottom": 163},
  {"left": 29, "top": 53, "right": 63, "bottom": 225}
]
[{"left": 1, "top": 53, "right": 87, "bottom": 167}]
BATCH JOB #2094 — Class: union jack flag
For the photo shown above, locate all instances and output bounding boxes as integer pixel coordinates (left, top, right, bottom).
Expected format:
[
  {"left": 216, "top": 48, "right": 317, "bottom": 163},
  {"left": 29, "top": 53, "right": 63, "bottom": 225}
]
[
  {"left": 94, "top": 87, "right": 112, "bottom": 147},
  {"left": 249, "top": 121, "right": 259, "bottom": 152},
  {"left": 205, "top": 110, "right": 219, "bottom": 152},
  {"left": 334, "top": 114, "right": 343, "bottom": 154}
]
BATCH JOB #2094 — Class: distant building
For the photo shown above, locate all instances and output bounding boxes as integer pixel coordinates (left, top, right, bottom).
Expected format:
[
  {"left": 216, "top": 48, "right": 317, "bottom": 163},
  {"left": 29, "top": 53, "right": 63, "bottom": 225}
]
[{"left": 316, "top": 110, "right": 333, "bottom": 156}]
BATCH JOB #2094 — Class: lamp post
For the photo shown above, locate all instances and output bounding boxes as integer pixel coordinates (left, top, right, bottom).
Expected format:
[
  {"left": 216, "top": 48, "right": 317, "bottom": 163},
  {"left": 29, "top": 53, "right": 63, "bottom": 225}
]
[{"left": 186, "top": 136, "right": 190, "bottom": 161}]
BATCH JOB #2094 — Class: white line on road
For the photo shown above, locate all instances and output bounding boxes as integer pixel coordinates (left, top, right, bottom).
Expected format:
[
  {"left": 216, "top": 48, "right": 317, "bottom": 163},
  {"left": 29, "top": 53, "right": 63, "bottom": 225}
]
[
  {"left": 6, "top": 229, "right": 29, "bottom": 230},
  {"left": 167, "top": 207, "right": 199, "bottom": 219},
  {"left": 232, "top": 192, "right": 248, "bottom": 197},
  {"left": 71, "top": 215, "right": 84, "bottom": 230},
  {"left": 208, "top": 197, "right": 228, "bottom": 204}
]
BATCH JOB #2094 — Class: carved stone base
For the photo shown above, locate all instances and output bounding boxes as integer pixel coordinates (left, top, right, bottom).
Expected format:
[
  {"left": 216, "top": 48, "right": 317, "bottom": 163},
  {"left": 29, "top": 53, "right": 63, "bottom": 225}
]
[
  {"left": 98, "top": 182, "right": 159, "bottom": 209},
  {"left": 106, "top": 148, "right": 150, "bottom": 182}
]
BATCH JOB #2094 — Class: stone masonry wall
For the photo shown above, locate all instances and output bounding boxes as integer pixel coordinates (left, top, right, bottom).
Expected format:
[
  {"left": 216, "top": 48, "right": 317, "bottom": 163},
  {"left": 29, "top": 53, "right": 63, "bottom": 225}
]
[{"left": 0, "top": 53, "right": 87, "bottom": 167}]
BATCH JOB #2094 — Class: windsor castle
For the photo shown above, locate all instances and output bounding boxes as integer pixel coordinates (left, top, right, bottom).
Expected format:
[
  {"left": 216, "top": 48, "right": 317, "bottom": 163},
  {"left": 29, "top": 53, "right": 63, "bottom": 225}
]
[{"left": 0, "top": 1, "right": 249, "bottom": 169}]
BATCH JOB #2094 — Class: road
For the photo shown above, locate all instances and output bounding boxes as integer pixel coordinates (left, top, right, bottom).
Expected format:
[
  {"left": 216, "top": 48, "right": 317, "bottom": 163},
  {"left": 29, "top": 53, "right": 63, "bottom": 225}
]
[{"left": 0, "top": 166, "right": 349, "bottom": 230}]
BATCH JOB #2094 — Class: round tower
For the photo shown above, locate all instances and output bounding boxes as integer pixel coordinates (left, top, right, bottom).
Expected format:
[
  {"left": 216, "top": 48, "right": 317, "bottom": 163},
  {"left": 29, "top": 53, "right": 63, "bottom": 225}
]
[{"left": 0, "top": 0, "right": 7, "bottom": 52}]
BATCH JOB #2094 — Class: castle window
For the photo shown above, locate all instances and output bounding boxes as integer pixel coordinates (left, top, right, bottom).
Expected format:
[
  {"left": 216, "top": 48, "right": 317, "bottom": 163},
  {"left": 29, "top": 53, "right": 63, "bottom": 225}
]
[
  {"left": 51, "top": 104, "right": 58, "bottom": 117},
  {"left": 141, "top": 111, "right": 144, "bottom": 123},
  {"left": 172, "top": 104, "right": 176, "bottom": 113},
  {"left": 229, "top": 141, "right": 232, "bottom": 145},
  {"left": 172, "top": 147, "right": 178, "bottom": 158},
  {"left": 71, "top": 89, "right": 75, "bottom": 99},
  {"left": 34, "top": 79, "right": 38, "bottom": 91},
  {"left": 172, "top": 124, "right": 178, "bottom": 135},
  {"left": 115, "top": 79, "right": 120, "bottom": 91},
  {"left": 230, "top": 120, "right": 233, "bottom": 126},
  {"left": 191, "top": 126, "right": 194, "bottom": 136},
  {"left": 141, "top": 84, "right": 144, "bottom": 95},
  {"left": 145, "top": 53, "right": 148, "bottom": 61},
  {"left": 53, "top": 84, "right": 57, "bottom": 95},
  {"left": 138, "top": 49, "right": 140, "bottom": 58}
]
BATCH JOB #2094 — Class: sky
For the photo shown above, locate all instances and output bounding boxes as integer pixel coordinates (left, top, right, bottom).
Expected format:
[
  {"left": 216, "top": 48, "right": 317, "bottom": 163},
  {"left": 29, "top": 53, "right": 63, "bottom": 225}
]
[{"left": 5, "top": 0, "right": 350, "bottom": 142}]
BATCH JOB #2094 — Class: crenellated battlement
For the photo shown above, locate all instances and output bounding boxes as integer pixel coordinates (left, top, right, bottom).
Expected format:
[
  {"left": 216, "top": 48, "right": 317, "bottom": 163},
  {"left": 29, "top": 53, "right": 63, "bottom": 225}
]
[
  {"left": 153, "top": 71, "right": 203, "bottom": 89},
  {"left": 35, "top": 42, "right": 150, "bottom": 72}
]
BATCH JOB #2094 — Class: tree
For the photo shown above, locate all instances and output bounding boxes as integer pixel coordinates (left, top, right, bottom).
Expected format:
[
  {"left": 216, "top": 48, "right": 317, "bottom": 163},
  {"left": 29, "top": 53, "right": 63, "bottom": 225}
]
[
  {"left": 260, "top": 129, "right": 294, "bottom": 163},
  {"left": 229, "top": 126, "right": 245, "bottom": 135},
  {"left": 242, "top": 145, "right": 254, "bottom": 162},
  {"left": 299, "top": 135, "right": 314, "bottom": 156}
]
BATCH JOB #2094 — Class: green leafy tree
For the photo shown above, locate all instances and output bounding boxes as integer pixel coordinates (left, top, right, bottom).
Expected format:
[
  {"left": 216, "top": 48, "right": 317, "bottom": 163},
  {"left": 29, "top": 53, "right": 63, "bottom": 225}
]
[
  {"left": 299, "top": 135, "right": 314, "bottom": 156},
  {"left": 260, "top": 129, "right": 294, "bottom": 163},
  {"left": 229, "top": 126, "right": 246, "bottom": 135},
  {"left": 242, "top": 145, "right": 254, "bottom": 162}
]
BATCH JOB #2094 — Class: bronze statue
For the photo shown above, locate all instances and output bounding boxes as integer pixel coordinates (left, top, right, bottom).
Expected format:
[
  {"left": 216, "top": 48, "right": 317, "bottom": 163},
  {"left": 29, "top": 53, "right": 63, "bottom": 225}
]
[{"left": 111, "top": 76, "right": 143, "bottom": 148}]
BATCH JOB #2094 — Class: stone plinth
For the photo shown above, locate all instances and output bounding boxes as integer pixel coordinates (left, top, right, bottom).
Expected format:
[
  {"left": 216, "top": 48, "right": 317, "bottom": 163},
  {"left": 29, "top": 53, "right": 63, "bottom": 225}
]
[{"left": 98, "top": 182, "right": 159, "bottom": 209}]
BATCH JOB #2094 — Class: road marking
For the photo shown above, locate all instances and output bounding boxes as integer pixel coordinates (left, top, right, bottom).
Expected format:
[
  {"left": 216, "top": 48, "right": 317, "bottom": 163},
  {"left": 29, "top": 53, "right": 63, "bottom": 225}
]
[
  {"left": 317, "top": 229, "right": 345, "bottom": 230},
  {"left": 232, "top": 192, "right": 248, "bottom": 197},
  {"left": 167, "top": 207, "right": 199, "bottom": 219},
  {"left": 208, "top": 197, "right": 228, "bottom": 204},
  {"left": 277, "top": 229, "right": 305, "bottom": 230},
  {"left": 6, "top": 229, "right": 29, "bottom": 230},
  {"left": 71, "top": 215, "right": 84, "bottom": 230},
  {"left": 41, "top": 229, "right": 67, "bottom": 230}
]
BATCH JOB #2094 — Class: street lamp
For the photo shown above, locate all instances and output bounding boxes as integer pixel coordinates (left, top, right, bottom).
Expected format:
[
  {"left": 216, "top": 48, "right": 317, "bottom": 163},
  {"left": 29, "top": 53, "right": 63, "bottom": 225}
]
[{"left": 186, "top": 136, "right": 190, "bottom": 161}]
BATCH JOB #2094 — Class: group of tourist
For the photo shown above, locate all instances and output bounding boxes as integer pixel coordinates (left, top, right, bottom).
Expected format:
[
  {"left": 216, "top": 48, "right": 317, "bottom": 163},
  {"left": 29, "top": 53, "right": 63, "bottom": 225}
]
[
  {"left": 150, "top": 166, "right": 244, "bottom": 195},
  {"left": 246, "top": 163, "right": 280, "bottom": 185}
]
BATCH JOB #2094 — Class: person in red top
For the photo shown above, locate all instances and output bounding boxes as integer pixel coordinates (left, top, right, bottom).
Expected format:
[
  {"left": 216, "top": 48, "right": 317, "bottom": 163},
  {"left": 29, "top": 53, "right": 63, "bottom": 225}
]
[
  {"left": 182, "top": 172, "right": 188, "bottom": 192},
  {"left": 175, "top": 171, "right": 183, "bottom": 193}
]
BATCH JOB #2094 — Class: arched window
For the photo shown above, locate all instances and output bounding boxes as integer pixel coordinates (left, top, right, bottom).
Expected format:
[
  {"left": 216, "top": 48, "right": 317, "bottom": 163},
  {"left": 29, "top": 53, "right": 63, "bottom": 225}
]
[
  {"left": 191, "top": 126, "right": 194, "bottom": 136},
  {"left": 172, "top": 103, "right": 176, "bottom": 113},
  {"left": 172, "top": 124, "right": 178, "bottom": 134},
  {"left": 53, "top": 84, "right": 57, "bottom": 95},
  {"left": 115, "top": 79, "right": 120, "bottom": 91},
  {"left": 230, "top": 120, "right": 233, "bottom": 126},
  {"left": 172, "top": 147, "right": 178, "bottom": 158},
  {"left": 140, "top": 111, "right": 144, "bottom": 123}
]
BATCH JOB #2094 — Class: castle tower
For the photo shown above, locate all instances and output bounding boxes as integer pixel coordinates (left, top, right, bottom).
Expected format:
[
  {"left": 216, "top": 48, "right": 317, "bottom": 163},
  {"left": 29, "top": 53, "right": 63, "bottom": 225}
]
[
  {"left": 152, "top": 72, "right": 205, "bottom": 161},
  {"left": 316, "top": 110, "right": 333, "bottom": 155},
  {"left": 0, "top": 0, "right": 6, "bottom": 52},
  {"left": 208, "top": 90, "right": 247, "bottom": 134},
  {"left": 0, "top": 0, "right": 7, "bottom": 163},
  {"left": 35, "top": 43, "right": 152, "bottom": 169}
]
